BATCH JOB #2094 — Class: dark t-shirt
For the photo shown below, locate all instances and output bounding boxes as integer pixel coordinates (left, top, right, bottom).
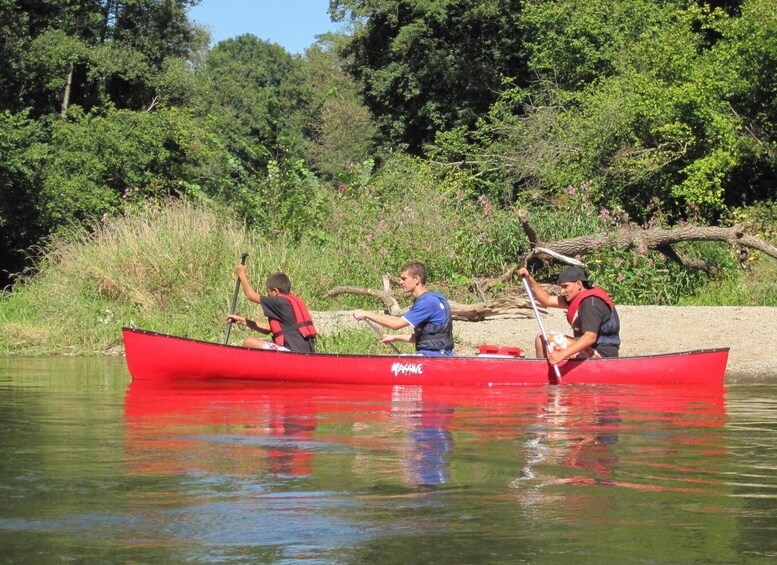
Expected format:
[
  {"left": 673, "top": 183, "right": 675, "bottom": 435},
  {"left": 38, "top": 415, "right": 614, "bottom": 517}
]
[
  {"left": 261, "top": 295, "right": 316, "bottom": 353},
  {"left": 572, "top": 296, "right": 619, "bottom": 358}
]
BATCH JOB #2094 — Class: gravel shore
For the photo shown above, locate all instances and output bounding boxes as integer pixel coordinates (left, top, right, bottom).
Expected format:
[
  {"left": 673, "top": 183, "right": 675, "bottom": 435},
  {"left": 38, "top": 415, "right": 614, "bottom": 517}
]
[{"left": 314, "top": 306, "right": 777, "bottom": 383}]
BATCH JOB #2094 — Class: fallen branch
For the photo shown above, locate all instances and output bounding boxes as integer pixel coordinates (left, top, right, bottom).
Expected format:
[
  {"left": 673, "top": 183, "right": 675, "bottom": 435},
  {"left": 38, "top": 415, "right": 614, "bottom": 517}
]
[
  {"left": 477, "top": 215, "right": 777, "bottom": 295},
  {"left": 448, "top": 298, "right": 539, "bottom": 322},
  {"left": 327, "top": 286, "right": 401, "bottom": 315},
  {"left": 530, "top": 224, "right": 777, "bottom": 262},
  {"left": 327, "top": 286, "right": 541, "bottom": 322},
  {"left": 656, "top": 245, "right": 712, "bottom": 273}
]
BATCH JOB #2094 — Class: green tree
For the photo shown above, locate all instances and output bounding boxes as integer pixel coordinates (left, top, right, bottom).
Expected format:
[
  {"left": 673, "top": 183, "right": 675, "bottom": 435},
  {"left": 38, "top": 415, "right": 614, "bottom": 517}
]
[
  {"left": 0, "top": 111, "right": 45, "bottom": 285},
  {"left": 0, "top": 0, "right": 204, "bottom": 116},
  {"left": 437, "top": 0, "right": 776, "bottom": 223},
  {"left": 196, "top": 34, "right": 308, "bottom": 164},
  {"left": 188, "top": 34, "right": 330, "bottom": 239},
  {"left": 712, "top": 0, "right": 777, "bottom": 206},
  {"left": 331, "top": 0, "right": 528, "bottom": 153},
  {"left": 299, "top": 34, "right": 378, "bottom": 180},
  {"left": 32, "top": 106, "right": 220, "bottom": 230},
  {"left": 0, "top": 1, "right": 208, "bottom": 286}
]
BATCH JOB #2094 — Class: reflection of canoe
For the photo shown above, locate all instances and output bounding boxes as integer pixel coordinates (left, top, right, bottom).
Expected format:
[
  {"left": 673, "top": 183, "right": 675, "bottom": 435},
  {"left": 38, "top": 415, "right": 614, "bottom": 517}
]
[
  {"left": 123, "top": 328, "right": 728, "bottom": 386},
  {"left": 124, "top": 380, "right": 726, "bottom": 484}
]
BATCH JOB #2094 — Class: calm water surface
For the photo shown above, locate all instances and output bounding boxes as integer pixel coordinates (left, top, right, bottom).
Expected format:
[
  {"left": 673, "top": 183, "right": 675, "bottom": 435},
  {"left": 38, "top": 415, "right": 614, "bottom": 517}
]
[{"left": 1, "top": 357, "right": 776, "bottom": 563}]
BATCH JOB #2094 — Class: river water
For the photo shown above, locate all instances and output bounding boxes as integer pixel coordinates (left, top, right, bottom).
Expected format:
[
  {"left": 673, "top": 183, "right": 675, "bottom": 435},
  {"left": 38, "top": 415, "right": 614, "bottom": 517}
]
[{"left": 1, "top": 357, "right": 776, "bottom": 564}]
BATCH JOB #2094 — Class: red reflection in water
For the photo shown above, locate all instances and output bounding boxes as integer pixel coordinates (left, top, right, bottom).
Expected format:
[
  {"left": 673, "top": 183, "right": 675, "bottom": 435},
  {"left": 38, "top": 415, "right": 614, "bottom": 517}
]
[
  {"left": 125, "top": 381, "right": 726, "bottom": 489},
  {"left": 511, "top": 385, "right": 727, "bottom": 515}
]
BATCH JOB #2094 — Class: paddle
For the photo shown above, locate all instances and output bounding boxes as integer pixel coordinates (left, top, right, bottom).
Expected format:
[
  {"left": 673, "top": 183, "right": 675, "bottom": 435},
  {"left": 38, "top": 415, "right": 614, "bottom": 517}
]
[
  {"left": 521, "top": 275, "right": 563, "bottom": 384},
  {"left": 224, "top": 252, "right": 249, "bottom": 345},
  {"left": 363, "top": 318, "right": 402, "bottom": 354}
]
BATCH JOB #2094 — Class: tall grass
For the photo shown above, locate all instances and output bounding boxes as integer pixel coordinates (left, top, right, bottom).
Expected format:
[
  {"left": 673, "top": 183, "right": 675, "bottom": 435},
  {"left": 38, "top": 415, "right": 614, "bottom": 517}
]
[
  {"left": 1, "top": 201, "right": 238, "bottom": 353},
  {"left": 0, "top": 199, "right": 443, "bottom": 355},
  {"left": 679, "top": 258, "right": 777, "bottom": 306}
]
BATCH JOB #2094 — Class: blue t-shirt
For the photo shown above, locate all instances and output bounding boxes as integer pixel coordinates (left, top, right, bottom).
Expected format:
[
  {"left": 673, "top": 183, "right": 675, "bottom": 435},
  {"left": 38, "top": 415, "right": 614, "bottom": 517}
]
[
  {"left": 403, "top": 291, "right": 449, "bottom": 328},
  {"left": 403, "top": 291, "right": 453, "bottom": 355}
]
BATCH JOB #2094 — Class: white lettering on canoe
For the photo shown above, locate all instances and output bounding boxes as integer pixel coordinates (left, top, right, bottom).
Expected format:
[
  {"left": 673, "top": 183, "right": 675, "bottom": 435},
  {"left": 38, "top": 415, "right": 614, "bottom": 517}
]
[{"left": 391, "top": 362, "right": 423, "bottom": 377}]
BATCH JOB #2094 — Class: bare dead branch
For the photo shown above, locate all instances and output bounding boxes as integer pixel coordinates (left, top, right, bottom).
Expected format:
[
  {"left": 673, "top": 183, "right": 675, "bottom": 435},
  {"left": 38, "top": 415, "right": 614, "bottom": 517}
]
[
  {"left": 327, "top": 286, "right": 401, "bottom": 315},
  {"left": 448, "top": 298, "right": 538, "bottom": 322},
  {"left": 381, "top": 274, "right": 392, "bottom": 294},
  {"left": 517, "top": 209, "right": 539, "bottom": 246},
  {"left": 656, "top": 245, "right": 712, "bottom": 273},
  {"left": 146, "top": 95, "right": 159, "bottom": 112}
]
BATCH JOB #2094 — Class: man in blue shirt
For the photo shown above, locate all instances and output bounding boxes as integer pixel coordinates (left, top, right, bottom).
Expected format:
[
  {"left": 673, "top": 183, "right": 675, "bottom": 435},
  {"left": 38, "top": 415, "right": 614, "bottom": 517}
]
[{"left": 353, "top": 261, "right": 455, "bottom": 356}]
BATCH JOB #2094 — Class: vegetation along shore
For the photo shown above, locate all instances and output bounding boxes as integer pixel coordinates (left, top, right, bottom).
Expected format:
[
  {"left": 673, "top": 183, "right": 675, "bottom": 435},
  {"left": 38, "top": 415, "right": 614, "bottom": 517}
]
[{"left": 1, "top": 1, "right": 776, "bottom": 383}]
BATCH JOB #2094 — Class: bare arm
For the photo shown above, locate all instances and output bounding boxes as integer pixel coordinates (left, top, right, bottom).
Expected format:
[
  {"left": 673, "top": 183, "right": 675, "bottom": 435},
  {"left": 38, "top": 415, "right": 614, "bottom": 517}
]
[
  {"left": 517, "top": 267, "right": 564, "bottom": 308},
  {"left": 548, "top": 331, "right": 598, "bottom": 365},
  {"left": 353, "top": 309, "right": 410, "bottom": 331},
  {"left": 226, "top": 314, "right": 271, "bottom": 334},
  {"left": 236, "top": 264, "right": 262, "bottom": 304},
  {"left": 380, "top": 333, "right": 416, "bottom": 345}
]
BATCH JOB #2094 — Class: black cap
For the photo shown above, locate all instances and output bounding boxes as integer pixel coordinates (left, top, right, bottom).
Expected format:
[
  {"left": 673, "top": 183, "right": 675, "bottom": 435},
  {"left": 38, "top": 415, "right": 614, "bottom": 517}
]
[{"left": 557, "top": 267, "right": 589, "bottom": 284}]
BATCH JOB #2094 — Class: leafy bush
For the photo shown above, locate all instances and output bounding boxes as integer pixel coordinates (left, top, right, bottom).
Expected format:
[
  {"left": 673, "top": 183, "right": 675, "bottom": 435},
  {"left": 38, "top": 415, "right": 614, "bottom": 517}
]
[
  {"left": 511, "top": 181, "right": 745, "bottom": 305},
  {"left": 316, "top": 154, "right": 530, "bottom": 298}
]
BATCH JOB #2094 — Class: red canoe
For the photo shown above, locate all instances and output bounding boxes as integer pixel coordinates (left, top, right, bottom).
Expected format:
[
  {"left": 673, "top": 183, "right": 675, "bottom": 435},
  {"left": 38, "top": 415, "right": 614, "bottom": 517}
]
[{"left": 122, "top": 327, "right": 728, "bottom": 386}]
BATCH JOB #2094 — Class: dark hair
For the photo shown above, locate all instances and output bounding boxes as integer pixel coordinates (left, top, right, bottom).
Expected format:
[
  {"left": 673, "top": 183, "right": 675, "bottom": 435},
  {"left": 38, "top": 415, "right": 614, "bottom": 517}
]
[
  {"left": 401, "top": 261, "right": 427, "bottom": 284},
  {"left": 266, "top": 272, "right": 291, "bottom": 294}
]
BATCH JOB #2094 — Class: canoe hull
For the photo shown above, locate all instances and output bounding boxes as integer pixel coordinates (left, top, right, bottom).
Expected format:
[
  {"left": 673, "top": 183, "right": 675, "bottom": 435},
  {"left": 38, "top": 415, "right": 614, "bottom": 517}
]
[{"left": 122, "top": 328, "right": 728, "bottom": 386}]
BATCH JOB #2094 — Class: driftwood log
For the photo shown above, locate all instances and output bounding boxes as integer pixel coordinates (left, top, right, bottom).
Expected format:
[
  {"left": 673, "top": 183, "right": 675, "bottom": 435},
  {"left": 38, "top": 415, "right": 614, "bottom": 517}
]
[
  {"left": 326, "top": 285, "right": 400, "bottom": 313},
  {"left": 326, "top": 287, "right": 540, "bottom": 321},
  {"left": 447, "top": 298, "right": 537, "bottom": 321}
]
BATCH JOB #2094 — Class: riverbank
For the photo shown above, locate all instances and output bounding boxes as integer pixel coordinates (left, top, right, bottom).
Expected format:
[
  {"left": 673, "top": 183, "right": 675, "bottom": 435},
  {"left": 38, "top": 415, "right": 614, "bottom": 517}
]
[{"left": 314, "top": 306, "right": 777, "bottom": 382}]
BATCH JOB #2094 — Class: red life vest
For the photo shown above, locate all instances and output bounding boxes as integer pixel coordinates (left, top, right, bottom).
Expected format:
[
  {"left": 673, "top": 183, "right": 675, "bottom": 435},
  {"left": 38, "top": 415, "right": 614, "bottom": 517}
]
[
  {"left": 565, "top": 287, "right": 615, "bottom": 325},
  {"left": 269, "top": 293, "right": 317, "bottom": 346}
]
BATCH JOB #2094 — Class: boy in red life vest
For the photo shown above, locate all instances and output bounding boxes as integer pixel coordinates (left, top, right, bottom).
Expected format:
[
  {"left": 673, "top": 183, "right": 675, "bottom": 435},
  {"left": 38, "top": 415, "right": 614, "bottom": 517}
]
[
  {"left": 226, "top": 267, "right": 317, "bottom": 353},
  {"left": 518, "top": 266, "right": 620, "bottom": 364}
]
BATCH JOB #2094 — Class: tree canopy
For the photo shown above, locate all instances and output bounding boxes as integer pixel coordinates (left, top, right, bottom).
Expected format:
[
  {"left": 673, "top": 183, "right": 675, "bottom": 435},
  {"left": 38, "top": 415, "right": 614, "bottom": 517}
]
[
  {"left": 0, "top": 0, "right": 775, "bottom": 293},
  {"left": 331, "top": 0, "right": 528, "bottom": 152}
]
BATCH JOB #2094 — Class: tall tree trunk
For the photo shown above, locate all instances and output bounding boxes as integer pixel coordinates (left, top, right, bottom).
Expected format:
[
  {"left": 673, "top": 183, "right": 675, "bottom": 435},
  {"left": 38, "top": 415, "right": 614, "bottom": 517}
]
[{"left": 60, "top": 61, "right": 74, "bottom": 117}]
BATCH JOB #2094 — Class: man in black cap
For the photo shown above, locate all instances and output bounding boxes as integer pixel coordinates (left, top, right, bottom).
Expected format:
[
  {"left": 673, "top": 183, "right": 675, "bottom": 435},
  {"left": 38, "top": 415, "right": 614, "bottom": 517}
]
[{"left": 517, "top": 266, "right": 620, "bottom": 364}]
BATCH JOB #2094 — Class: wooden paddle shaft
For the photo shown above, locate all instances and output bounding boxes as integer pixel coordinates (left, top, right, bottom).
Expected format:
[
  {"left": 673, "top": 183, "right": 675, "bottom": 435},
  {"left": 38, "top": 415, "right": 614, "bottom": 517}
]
[
  {"left": 224, "top": 252, "right": 249, "bottom": 345},
  {"left": 363, "top": 318, "right": 402, "bottom": 354},
  {"left": 521, "top": 276, "right": 563, "bottom": 383}
]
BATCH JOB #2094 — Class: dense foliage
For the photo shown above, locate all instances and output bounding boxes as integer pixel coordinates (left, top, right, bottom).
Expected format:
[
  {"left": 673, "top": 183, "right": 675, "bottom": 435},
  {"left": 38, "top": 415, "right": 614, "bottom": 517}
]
[
  {"left": 1, "top": 0, "right": 776, "bottom": 323},
  {"left": 330, "top": 0, "right": 528, "bottom": 152},
  {"left": 429, "top": 0, "right": 777, "bottom": 224}
]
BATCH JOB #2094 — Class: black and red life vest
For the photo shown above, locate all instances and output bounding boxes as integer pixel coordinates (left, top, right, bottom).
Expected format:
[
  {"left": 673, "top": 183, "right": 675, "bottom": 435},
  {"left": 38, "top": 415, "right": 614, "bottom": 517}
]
[
  {"left": 565, "top": 287, "right": 620, "bottom": 349},
  {"left": 269, "top": 294, "right": 317, "bottom": 347},
  {"left": 565, "top": 287, "right": 614, "bottom": 325}
]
